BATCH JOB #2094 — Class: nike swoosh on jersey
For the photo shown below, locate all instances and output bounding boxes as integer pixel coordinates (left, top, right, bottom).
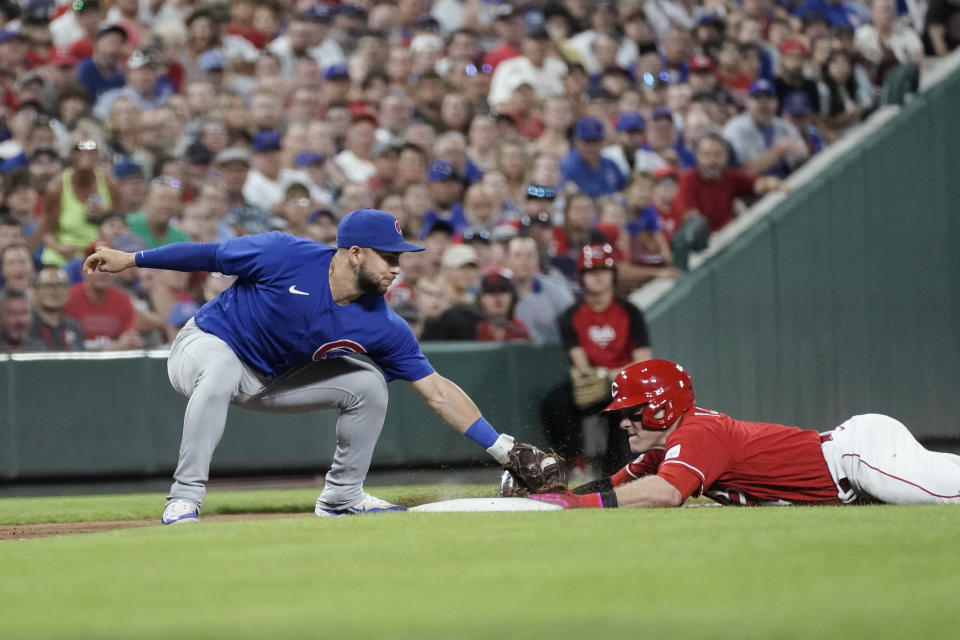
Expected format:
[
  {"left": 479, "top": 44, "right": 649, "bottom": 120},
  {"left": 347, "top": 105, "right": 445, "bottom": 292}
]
[{"left": 289, "top": 285, "right": 310, "bottom": 296}]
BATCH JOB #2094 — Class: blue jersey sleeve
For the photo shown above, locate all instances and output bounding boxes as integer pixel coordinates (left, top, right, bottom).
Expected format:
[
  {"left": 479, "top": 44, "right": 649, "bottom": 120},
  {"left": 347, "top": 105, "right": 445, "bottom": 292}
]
[
  {"left": 136, "top": 233, "right": 293, "bottom": 281},
  {"left": 371, "top": 310, "right": 435, "bottom": 382}
]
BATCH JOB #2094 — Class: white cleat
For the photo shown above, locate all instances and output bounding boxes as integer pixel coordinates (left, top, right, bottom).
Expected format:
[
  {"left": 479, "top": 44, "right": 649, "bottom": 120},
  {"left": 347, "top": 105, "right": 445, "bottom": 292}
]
[
  {"left": 162, "top": 499, "right": 199, "bottom": 525},
  {"left": 315, "top": 492, "right": 406, "bottom": 517}
]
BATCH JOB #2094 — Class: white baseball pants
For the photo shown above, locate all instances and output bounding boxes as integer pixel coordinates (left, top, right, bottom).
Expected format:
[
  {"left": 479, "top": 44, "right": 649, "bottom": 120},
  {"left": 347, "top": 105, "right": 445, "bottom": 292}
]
[
  {"left": 165, "top": 319, "right": 389, "bottom": 510},
  {"left": 820, "top": 414, "right": 960, "bottom": 504}
]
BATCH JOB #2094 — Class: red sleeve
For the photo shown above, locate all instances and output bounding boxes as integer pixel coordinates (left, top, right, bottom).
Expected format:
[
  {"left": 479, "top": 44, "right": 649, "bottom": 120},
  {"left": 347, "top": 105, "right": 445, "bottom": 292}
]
[
  {"left": 728, "top": 169, "right": 759, "bottom": 198},
  {"left": 656, "top": 418, "right": 734, "bottom": 500},
  {"left": 611, "top": 450, "right": 665, "bottom": 486}
]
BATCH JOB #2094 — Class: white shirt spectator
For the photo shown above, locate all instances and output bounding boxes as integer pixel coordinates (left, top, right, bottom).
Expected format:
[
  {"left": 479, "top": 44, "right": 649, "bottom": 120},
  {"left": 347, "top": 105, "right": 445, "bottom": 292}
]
[
  {"left": 242, "top": 169, "right": 285, "bottom": 213},
  {"left": 514, "top": 275, "right": 575, "bottom": 342},
  {"left": 854, "top": 22, "right": 924, "bottom": 67},
  {"left": 268, "top": 34, "right": 346, "bottom": 77},
  {"left": 333, "top": 150, "right": 377, "bottom": 183},
  {"left": 487, "top": 55, "right": 566, "bottom": 110},
  {"left": 722, "top": 113, "right": 806, "bottom": 172}
]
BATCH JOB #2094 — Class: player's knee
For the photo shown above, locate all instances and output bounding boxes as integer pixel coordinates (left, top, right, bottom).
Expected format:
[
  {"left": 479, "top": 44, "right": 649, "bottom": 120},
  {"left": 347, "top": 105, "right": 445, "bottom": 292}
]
[
  {"left": 194, "top": 367, "right": 243, "bottom": 400},
  {"left": 351, "top": 367, "right": 389, "bottom": 415}
]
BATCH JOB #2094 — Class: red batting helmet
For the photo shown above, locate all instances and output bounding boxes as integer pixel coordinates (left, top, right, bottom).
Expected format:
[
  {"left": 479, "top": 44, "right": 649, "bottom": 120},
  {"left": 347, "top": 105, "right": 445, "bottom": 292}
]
[
  {"left": 577, "top": 242, "right": 618, "bottom": 273},
  {"left": 602, "top": 359, "right": 695, "bottom": 430}
]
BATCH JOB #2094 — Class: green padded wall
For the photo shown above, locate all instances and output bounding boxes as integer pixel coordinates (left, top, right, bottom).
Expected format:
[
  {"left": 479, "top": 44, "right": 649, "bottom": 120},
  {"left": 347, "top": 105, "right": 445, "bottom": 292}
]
[{"left": 645, "top": 67, "right": 960, "bottom": 438}]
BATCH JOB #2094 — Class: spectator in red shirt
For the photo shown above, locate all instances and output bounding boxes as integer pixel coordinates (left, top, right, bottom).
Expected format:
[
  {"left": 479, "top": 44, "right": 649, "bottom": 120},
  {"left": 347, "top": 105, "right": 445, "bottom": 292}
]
[
  {"left": 481, "top": 10, "right": 524, "bottom": 70},
  {"left": 672, "top": 132, "right": 788, "bottom": 233},
  {"left": 64, "top": 243, "right": 142, "bottom": 350}
]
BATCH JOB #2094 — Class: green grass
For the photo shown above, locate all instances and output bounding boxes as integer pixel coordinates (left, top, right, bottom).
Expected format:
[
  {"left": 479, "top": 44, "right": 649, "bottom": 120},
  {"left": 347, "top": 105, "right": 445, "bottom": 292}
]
[
  {"left": 0, "top": 484, "right": 491, "bottom": 525},
  {"left": 1, "top": 491, "right": 959, "bottom": 639}
]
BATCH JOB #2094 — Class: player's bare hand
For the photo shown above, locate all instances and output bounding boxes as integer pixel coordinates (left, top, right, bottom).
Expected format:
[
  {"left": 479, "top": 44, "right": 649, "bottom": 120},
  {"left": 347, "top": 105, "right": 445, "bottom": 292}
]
[{"left": 83, "top": 246, "right": 136, "bottom": 274}]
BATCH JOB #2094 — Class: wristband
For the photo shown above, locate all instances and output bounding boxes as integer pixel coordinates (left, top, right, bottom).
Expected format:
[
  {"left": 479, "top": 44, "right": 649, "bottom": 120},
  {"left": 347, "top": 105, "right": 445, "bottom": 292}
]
[
  {"left": 485, "top": 433, "right": 515, "bottom": 465},
  {"left": 465, "top": 417, "right": 499, "bottom": 448},
  {"left": 578, "top": 489, "right": 619, "bottom": 509}
]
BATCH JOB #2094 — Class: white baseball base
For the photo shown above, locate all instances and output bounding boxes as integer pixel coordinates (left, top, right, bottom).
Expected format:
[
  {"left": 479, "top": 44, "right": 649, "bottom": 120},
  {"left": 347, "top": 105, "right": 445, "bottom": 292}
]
[{"left": 409, "top": 497, "right": 562, "bottom": 513}]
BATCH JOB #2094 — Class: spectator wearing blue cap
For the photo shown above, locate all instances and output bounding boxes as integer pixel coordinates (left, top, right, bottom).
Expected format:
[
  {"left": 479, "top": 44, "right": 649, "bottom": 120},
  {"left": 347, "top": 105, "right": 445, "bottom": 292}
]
[
  {"left": 635, "top": 107, "right": 697, "bottom": 173},
  {"left": 560, "top": 117, "right": 626, "bottom": 199},
  {"left": 113, "top": 159, "right": 146, "bottom": 214},
  {"left": 422, "top": 160, "right": 469, "bottom": 235},
  {"left": 242, "top": 130, "right": 286, "bottom": 213},
  {"left": 280, "top": 151, "right": 333, "bottom": 206},
  {"left": 267, "top": 8, "right": 344, "bottom": 77},
  {"left": 602, "top": 112, "right": 647, "bottom": 176},
  {"left": 722, "top": 79, "right": 809, "bottom": 178},
  {"left": 75, "top": 23, "right": 127, "bottom": 103},
  {"left": 782, "top": 92, "right": 827, "bottom": 157},
  {"left": 93, "top": 50, "right": 167, "bottom": 120}
]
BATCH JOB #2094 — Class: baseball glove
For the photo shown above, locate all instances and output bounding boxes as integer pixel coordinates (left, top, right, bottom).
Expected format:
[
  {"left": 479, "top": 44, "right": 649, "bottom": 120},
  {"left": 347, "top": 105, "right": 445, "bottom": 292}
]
[
  {"left": 570, "top": 367, "right": 611, "bottom": 409},
  {"left": 500, "top": 443, "right": 570, "bottom": 495}
]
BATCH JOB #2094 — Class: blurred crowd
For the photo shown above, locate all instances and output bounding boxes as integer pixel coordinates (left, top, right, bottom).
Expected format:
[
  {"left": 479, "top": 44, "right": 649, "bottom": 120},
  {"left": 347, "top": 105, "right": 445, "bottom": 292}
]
[{"left": 0, "top": 0, "right": 953, "bottom": 355}]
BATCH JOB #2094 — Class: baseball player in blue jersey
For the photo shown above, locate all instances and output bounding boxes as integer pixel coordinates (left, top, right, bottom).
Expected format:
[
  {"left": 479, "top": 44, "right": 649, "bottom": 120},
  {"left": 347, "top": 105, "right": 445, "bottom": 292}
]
[{"left": 84, "top": 209, "right": 534, "bottom": 524}]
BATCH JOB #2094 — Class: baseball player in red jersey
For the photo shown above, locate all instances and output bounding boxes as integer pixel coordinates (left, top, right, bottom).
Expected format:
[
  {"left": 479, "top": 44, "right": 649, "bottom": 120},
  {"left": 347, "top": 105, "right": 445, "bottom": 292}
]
[{"left": 530, "top": 359, "right": 960, "bottom": 508}]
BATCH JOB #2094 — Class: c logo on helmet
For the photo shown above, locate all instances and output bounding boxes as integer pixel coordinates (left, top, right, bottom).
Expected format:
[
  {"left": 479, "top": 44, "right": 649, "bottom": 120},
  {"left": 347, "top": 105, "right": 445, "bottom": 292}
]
[
  {"left": 313, "top": 339, "right": 367, "bottom": 361},
  {"left": 611, "top": 381, "right": 619, "bottom": 398},
  {"left": 395, "top": 220, "right": 402, "bottom": 236}
]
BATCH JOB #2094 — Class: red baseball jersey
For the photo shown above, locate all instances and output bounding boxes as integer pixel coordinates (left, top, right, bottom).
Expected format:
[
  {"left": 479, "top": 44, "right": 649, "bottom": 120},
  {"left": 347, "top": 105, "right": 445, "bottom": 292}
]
[
  {"left": 612, "top": 408, "right": 839, "bottom": 505},
  {"left": 558, "top": 297, "right": 649, "bottom": 370}
]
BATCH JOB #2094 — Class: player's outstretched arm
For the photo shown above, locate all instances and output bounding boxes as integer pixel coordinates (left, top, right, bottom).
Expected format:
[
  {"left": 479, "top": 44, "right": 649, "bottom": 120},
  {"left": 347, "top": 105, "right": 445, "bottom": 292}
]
[
  {"left": 83, "top": 246, "right": 137, "bottom": 274},
  {"left": 529, "top": 475, "right": 682, "bottom": 509},
  {"left": 407, "top": 373, "right": 563, "bottom": 494}
]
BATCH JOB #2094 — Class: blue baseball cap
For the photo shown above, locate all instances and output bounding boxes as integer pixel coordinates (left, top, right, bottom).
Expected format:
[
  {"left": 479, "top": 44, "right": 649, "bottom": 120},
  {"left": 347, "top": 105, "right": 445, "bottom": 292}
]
[
  {"left": 303, "top": 3, "right": 332, "bottom": 23},
  {"left": 0, "top": 30, "right": 24, "bottom": 45},
  {"left": 616, "top": 112, "right": 645, "bottom": 132},
  {"left": 650, "top": 106, "right": 674, "bottom": 121},
  {"left": 782, "top": 91, "right": 812, "bottom": 116},
  {"left": 294, "top": 151, "right": 326, "bottom": 167},
  {"left": 337, "top": 209, "right": 425, "bottom": 252},
  {"left": 573, "top": 117, "right": 605, "bottom": 141},
  {"left": 114, "top": 159, "right": 144, "bottom": 180},
  {"left": 426, "top": 159, "right": 459, "bottom": 182},
  {"left": 323, "top": 64, "right": 350, "bottom": 81},
  {"left": 749, "top": 78, "right": 776, "bottom": 97},
  {"left": 252, "top": 130, "right": 282, "bottom": 153}
]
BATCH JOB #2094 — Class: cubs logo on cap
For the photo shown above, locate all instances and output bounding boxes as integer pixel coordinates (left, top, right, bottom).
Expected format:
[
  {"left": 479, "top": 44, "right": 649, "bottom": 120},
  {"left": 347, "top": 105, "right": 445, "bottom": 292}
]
[{"left": 337, "top": 209, "right": 425, "bottom": 252}]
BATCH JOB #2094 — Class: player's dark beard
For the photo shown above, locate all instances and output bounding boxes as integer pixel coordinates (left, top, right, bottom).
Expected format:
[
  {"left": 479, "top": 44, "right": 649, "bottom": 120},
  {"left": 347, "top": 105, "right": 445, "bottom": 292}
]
[{"left": 357, "top": 263, "right": 389, "bottom": 297}]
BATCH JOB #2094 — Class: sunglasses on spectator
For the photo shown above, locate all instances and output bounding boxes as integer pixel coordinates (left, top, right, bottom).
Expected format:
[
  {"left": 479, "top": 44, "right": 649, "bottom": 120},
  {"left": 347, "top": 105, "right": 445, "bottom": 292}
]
[
  {"left": 526, "top": 185, "right": 557, "bottom": 200},
  {"left": 465, "top": 63, "right": 493, "bottom": 76},
  {"left": 521, "top": 212, "right": 552, "bottom": 227},
  {"left": 287, "top": 198, "right": 311, "bottom": 207},
  {"left": 642, "top": 71, "right": 671, "bottom": 87},
  {"left": 462, "top": 229, "right": 491, "bottom": 244},
  {"left": 75, "top": 140, "right": 98, "bottom": 151},
  {"left": 151, "top": 176, "right": 182, "bottom": 189}
]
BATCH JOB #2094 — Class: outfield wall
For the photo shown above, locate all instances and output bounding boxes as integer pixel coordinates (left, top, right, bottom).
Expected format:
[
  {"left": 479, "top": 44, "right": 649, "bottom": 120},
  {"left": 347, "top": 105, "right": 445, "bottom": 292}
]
[
  {"left": 643, "top": 60, "right": 960, "bottom": 439},
  {"left": 0, "top": 344, "right": 568, "bottom": 481}
]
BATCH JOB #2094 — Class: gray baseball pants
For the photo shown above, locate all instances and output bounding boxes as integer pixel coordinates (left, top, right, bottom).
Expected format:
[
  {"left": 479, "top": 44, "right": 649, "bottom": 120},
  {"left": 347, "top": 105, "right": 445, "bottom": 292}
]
[{"left": 165, "top": 319, "right": 388, "bottom": 510}]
